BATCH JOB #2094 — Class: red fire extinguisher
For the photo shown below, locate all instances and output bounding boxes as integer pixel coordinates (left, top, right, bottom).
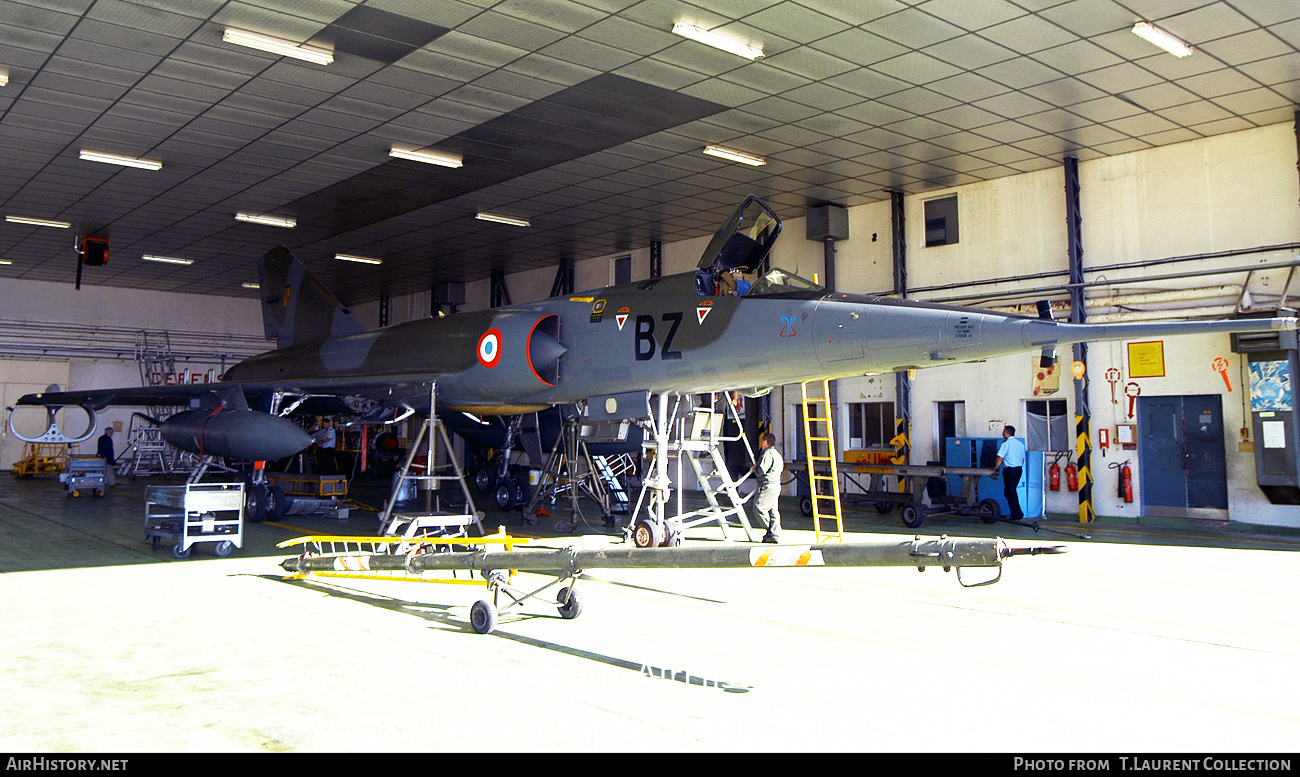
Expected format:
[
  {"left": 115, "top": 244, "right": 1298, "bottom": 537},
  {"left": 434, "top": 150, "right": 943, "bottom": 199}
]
[
  {"left": 1112, "top": 460, "right": 1134, "bottom": 503},
  {"left": 1049, "top": 457, "right": 1061, "bottom": 491},
  {"left": 1066, "top": 462, "right": 1078, "bottom": 492}
]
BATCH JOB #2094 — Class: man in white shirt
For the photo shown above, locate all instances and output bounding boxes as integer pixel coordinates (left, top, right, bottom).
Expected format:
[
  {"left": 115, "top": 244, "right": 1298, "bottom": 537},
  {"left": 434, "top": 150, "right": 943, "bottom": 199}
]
[
  {"left": 311, "top": 418, "right": 336, "bottom": 474},
  {"left": 994, "top": 425, "right": 1026, "bottom": 521}
]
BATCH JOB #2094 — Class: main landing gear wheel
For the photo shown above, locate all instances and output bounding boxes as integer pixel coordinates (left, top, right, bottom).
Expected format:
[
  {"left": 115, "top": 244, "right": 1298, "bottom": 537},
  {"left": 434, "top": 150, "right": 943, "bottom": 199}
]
[
  {"left": 556, "top": 587, "right": 582, "bottom": 619},
  {"left": 978, "top": 498, "right": 1001, "bottom": 523},
  {"left": 469, "top": 599, "right": 498, "bottom": 634},
  {"left": 473, "top": 467, "right": 495, "bottom": 495},
  {"left": 900, "top": 504, "right": 923, "bottom": 528},
  {"left": 494, "top": 479, "right": 520, "bottom": 510},
  {"left": 632, "top": 519, "right": 663, "bottom": 549}
]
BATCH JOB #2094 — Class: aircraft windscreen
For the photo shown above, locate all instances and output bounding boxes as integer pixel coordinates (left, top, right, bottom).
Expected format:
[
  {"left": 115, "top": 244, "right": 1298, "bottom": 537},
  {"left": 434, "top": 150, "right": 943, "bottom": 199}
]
[{"left": 745, "top": 267, "right": 824, "bottom": 296}]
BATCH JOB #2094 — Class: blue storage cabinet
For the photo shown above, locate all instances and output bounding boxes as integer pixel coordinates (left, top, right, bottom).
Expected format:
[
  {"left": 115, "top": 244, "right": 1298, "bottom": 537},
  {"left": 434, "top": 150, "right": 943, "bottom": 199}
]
[{"left": 944, "top": 437, "right": 1044, "bottom": 520}]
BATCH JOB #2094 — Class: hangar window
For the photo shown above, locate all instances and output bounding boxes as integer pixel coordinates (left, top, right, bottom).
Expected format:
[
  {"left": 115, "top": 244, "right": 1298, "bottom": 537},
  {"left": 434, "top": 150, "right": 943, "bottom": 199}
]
[
  {"left": 848, "top": 402, "right": 894, "bottom": 449},
  {"left": 924, "top": 195, "right": 959, "bottom": 247},
  {"left": 1026, "top": 399, "right": 1069, "bottom": 452}
]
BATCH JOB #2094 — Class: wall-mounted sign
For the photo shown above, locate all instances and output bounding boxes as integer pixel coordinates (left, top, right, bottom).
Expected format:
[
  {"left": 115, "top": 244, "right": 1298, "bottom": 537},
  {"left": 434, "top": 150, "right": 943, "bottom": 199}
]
[{"left": 1127, "top": 340, "right": 1165, "bottom": 378}]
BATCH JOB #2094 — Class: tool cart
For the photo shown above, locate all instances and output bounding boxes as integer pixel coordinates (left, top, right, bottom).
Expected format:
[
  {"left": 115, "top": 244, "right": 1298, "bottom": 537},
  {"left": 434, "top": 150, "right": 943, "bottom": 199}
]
[{"left": 144, "top": 482, "right": 244, "bottom": 559}]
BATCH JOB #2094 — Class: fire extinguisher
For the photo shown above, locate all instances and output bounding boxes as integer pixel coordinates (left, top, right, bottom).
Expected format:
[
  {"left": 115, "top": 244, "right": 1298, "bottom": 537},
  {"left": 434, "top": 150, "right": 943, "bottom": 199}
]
[
  {"left": 1066, "top": 462, "right": 1078, "bottom": 492},
  {"left": 1110, "top": 460, "right": 1134, "bottom": 503},
  {"left": 1049, "top": 456, "right": 1061, "bottom": 491}
]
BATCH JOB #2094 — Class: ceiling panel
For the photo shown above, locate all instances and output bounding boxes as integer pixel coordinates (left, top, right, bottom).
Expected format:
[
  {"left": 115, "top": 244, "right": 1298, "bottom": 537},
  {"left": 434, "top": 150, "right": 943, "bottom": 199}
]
[{"left": 0, "top": 0, "right": 1295, "bottom": 302}]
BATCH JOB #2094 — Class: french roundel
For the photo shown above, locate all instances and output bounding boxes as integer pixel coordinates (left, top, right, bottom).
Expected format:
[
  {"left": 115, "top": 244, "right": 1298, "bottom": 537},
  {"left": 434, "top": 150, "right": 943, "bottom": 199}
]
[{"left": 477, "top": 328, "right": 503, "bottom": 368}]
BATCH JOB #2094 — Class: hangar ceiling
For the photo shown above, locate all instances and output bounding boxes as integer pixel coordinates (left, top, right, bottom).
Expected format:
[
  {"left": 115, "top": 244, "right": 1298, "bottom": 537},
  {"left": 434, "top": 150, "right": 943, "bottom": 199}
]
[{"left": 0, "top": 0, "right": 1296, "bottom": 306}]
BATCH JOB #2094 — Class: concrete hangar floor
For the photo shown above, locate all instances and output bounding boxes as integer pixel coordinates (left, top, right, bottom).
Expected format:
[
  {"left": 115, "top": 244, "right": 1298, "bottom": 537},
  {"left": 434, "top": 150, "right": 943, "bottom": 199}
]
[{"left": 1, "top": 471, "right": 1297, "bottom": 753}]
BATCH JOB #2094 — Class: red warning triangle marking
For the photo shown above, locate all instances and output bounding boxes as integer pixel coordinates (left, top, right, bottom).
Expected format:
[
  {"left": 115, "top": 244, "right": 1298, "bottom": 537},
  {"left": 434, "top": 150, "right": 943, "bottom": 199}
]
[
  {"left": 696, "top": 305, "right": 711, "bottom": 324},
  {"left": 616, "top": 314, "right": 628, "bottom": 330}
]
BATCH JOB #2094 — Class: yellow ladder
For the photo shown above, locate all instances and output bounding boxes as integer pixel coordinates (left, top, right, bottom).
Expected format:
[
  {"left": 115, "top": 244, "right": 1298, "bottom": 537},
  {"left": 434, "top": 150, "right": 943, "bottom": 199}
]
[{"left": 800, "top": 379, "right": 843, "bottom": 543}]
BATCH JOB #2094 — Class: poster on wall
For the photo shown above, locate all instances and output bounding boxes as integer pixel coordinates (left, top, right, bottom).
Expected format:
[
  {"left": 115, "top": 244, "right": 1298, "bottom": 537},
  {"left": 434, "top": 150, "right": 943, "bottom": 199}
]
[
  {"left": 1127, "top": 340, "right": 1165, "bottom": 378},
  {"left": 1249, "top": 360, "right": 1293, "bottom": 412}
]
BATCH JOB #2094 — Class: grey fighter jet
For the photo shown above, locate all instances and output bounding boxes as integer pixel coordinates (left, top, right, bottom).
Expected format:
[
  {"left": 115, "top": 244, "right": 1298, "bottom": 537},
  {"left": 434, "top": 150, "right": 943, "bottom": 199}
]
[{"left": 12, "top": 196, "right": 1297, "bottom": 467}]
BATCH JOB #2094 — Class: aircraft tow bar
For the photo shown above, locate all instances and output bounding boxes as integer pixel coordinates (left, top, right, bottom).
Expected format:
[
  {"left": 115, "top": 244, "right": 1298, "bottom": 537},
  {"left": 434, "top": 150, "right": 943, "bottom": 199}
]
[{"left": 278, "top": 533, "right": 1066, "bottom": 634}]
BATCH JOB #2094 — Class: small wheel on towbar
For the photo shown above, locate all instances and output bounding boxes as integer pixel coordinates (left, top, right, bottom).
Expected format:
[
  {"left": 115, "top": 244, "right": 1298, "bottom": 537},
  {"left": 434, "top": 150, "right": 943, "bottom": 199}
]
[
  {"left": 874, "top": 501, "right": 894, "bottom": 514},
  {"left": 978, "top": 498, "right": 1001, "bottom": 523},
  {"left": 632, "top": 519, "right": 663, "bottom": 549},
  {"left": 900, "top": 504, "right": 923, "bottom": 529},
  {"left": 469, "top": 599, "right": 498, "bottom": 634},
  {"left": 556, "top": 586, "right": 582, "bottom": 620},
  {"left": 799, "top": 496, "right": 813, "bottom": 517}
]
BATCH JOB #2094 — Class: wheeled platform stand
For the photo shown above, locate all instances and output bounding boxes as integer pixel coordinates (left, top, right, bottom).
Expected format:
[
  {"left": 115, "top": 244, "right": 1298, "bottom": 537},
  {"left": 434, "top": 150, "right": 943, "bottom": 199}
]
[
  {"left": 60, "top": 455, "right": 108, "bottom": 498},
  {"left": 790, "top": 460, "right": 999, "bottom": 529},
  {"left": 144, "top": 482, "right": 244, "bottom": 559},
  {"left": 626, "top": 393, "right": 757, "bottom": 548}
]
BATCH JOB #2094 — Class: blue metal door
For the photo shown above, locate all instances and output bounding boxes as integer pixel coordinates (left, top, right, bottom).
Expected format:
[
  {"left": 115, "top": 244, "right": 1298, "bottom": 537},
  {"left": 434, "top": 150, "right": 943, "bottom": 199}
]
[{"left": 1137, "top": 395, "right": 1227, "bottom": 515}]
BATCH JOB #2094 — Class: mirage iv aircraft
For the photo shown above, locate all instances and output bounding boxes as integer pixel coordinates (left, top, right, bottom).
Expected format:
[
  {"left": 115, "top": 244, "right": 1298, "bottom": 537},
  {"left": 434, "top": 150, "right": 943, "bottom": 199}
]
[{"left": 12, "top": 195, "right": 1298, "bottom": 471}]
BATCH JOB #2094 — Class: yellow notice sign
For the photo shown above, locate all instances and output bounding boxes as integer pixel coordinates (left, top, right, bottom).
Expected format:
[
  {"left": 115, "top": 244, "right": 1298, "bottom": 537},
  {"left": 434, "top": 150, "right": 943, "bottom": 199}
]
[{"left": 1127, "top": 340, "right": 1165, "bottom": 378}]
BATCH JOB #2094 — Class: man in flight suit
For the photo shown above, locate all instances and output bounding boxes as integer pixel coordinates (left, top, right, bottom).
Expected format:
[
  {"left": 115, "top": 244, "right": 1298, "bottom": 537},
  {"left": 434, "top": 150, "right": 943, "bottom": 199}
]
[{"left": 751, "top": 432, "right": 784, "bottom": 544}]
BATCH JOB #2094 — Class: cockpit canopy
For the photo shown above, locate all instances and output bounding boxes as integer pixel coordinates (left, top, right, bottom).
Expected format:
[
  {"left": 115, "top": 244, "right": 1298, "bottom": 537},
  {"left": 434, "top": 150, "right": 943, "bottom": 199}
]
[{"left": 692, "top": 195, "right": 823, "bottom": 298}]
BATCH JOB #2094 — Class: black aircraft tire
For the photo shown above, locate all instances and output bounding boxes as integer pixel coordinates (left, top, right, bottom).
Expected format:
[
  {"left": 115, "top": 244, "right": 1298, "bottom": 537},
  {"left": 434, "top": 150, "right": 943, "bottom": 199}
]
[
  {"left": 474, "top": 467, "right": 495, "bottom": 495},
  {"left": 267, "top": 485, "right": 287, "bottom": 522},
  {"left": 978, "top": 498, "right": 1001, "bottom": 523},
  {"left": 557, "top": 587, "right": 582, "bottom": 620},
  {"left": 632, "top": 519, "right": 663, "bottom": 549},
  {"left": 900, "top": 504, "right": 923, "bottom": 528},
  {"left": 244, "top": 481, "right": 266, "bottom": 523},
  {"left": 470, "top": 600, "right": 497, "bottom": 634},
  {"left": 494, "top": 482, "right": 515, "bottom": 510},
  {"left": 800, "top": 496, "right": 813, "bottom": 517}
]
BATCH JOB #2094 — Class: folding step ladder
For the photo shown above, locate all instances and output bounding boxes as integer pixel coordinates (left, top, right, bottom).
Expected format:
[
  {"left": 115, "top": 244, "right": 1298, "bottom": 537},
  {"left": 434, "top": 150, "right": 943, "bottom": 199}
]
[
  {"left": 593, "top": 453, "right": 634, "bottom": 514},
  {"left": 801, "top": 379, "right": 844, "bottom": 543}
]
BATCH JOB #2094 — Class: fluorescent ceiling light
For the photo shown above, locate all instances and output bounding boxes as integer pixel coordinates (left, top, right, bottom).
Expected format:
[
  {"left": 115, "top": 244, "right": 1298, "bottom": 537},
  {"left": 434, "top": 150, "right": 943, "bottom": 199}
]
[
  {"left": 79, "top": 149, "right": 162, "bottom": 171},
  {"left": 5, "top": 215, "right": 71, "bottom": 229},
  {"left": 703, "top": 145, "right": 765, "bottom": 166},
  {"left": 672, "top": 22, "right": 763, "bottom": 60},
  {"left": 335, "top": 253, "right": 383, "bottom": 265},
  {"left": 389, "top": 146, "right": 463, "bottom": 168},
  {"left": 476, "top": 212, "right": 531, "bottom": 227},
  {"left": 0, "top": 72, "right": 8, "bottom": 87},
  {"left": 236, "top": 212, "right": 296, "bottom": 228},
  {"left": 1132, "top": 22, "right": 1193, "bottom": 57},
  {"left": 142, "top": 254, "right": 193, "bottom": 265},
  {"left": 241, "top": 282, "right": 260, "bottom": 289},
  {"left": 0, "top": 260, "right": 12, "bottom": 265},
  {"left": 223, "top": 28, "right": 333, "bottom": 65}
]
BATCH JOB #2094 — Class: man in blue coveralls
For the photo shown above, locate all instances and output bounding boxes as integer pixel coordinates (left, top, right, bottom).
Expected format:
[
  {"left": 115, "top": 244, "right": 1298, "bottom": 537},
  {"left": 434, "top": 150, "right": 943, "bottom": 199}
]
[{"left": 994, "top": 425, "right": 1026, "bottom": 522}]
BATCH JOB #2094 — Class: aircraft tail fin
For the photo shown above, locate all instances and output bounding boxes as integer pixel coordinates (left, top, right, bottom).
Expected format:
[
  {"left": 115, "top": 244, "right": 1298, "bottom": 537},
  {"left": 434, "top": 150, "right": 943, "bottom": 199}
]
[{"left": 258, "top": 247, "right": 366, "bottom": 348}]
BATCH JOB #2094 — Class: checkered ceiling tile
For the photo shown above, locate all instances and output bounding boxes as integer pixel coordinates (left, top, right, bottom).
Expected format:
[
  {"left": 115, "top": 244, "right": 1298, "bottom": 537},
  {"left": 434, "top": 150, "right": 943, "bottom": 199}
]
[{"left": 0, "top": 0, "right": 1296, "bottom": 305}]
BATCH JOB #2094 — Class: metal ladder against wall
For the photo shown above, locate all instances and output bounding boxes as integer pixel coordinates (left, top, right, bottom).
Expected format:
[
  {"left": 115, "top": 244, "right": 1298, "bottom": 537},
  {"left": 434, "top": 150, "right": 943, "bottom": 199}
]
[
  {"left": 801, "top": 379, "right": 844, "bottom": 543},
  {"left": 123, "top": 331, "right": 185, "bottom": 477}
]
